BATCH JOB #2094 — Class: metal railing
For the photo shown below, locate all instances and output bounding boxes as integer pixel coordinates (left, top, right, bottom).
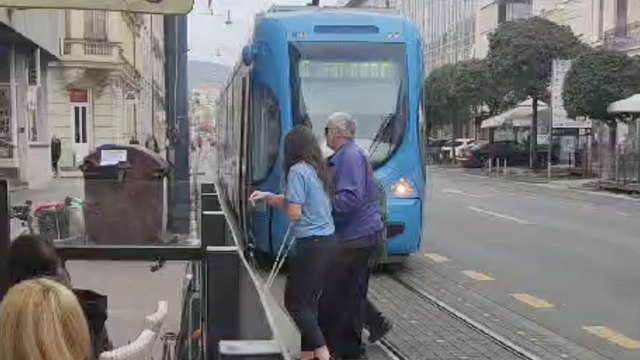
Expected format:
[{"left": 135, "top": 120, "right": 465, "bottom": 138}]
[
  {"left": 63, "top": 38, "right": 122, "bottom": 58},
  {"left": 0, "top": 177, "right": 296, "bottom": 359}
]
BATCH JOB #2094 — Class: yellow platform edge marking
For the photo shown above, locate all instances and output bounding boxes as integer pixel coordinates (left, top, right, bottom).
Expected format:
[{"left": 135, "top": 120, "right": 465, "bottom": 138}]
[
  {"left": 583, "top": 326, "right": 640, "bottom": 349},
  {"left": 461, "top": 270, "right": 494, "bottom": 281},
  {"left": 424, "top": 253, "right": 450, "bottom": 263},
  {"left": 510, "top": 293, "right": 554, "bottom": 309}
]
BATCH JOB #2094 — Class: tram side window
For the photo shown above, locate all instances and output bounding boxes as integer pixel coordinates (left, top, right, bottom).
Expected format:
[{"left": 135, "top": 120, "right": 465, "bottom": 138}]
[{"left": 250, "top": 86, "right": 281, "bottom": 183}]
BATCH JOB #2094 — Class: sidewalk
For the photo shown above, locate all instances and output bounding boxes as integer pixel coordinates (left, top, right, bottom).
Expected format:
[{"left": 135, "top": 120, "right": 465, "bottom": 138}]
[
  {"left": 444, "top": 165, "right": 640, "bottom": 196},
  {"left": 10, "top": 177, "right": 84, "bottom": 205}
]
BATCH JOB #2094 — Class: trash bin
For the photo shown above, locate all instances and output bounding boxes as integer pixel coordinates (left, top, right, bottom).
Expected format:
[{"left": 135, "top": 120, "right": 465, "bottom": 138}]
[{"left": 80, "top": 144, "right": 170, "bottom": 245}]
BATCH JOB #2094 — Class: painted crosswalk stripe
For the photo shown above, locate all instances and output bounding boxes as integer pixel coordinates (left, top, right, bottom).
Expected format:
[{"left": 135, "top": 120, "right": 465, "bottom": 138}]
[
  {"left": 511, "top": 294, "right": 554, "bottom": 309},
  {"left": 461, "top": 270, "right": 494, "bottom": 281},
  {"left": 424, "top": 253, "right": 450, "bottom": 263},
  {"left": 583, "top": 326, "right": 640, "bottom": 349}
]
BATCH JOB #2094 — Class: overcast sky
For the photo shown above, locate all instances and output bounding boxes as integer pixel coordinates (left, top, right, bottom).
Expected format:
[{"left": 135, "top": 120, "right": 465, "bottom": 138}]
[{"left": 188, "top": 0, "right": 342, "bottom": 66}]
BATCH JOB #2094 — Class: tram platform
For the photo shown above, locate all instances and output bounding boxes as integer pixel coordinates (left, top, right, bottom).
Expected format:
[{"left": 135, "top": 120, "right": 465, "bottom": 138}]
[
  {"left": 258, "top": 264, "right": 611, "bottom": 360},
  {"left": 257, "top": 271, "right": 395, "bottom": 360}
]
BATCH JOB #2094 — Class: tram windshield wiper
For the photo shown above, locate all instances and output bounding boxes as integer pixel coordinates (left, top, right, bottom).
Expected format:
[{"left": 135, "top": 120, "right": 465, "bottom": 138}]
[{"left": 368, "top": 81, "right": 403, "bottom": 158}]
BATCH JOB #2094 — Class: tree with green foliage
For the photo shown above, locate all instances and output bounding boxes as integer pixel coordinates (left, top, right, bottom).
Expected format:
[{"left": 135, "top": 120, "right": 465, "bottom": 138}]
[
  {"left": 422, "top": 59, "right": 524, "bottom": 141},
  {"left": 488, "top": 16, "right": 587, "bottom": 167},
  {"left": 562, "top": 50, "right": 640, "bottom": 175},
  {"left": 423, "top": 63, "right": 472, "bottom": 140}
]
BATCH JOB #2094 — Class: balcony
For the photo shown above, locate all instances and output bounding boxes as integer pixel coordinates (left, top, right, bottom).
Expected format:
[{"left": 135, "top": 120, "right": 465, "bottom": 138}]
[
  {"left": 603, "top": 21, "right": 640, "bottom": 54},
  {"left": 62, "top": 38, "right": 122, "bottom": 66},
  {"left": 60, "top": 38, "right": 143, "bottom": 92}
]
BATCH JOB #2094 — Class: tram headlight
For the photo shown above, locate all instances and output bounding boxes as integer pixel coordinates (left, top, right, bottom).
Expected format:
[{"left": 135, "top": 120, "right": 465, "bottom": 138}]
[{"left": 390, "top": 178, "right": 414, "bottom": 196}]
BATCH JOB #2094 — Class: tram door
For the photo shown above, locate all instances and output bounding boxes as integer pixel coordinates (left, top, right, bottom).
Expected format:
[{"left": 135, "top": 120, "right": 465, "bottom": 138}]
[{"left": 238, "top": 69, "right": 251, "bottom": 237}]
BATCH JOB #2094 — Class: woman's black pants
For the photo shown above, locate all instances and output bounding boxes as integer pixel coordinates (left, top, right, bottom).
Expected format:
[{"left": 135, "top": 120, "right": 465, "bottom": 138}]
[{"left": 284, "top": 236, "right": 336, "bottom": 352}]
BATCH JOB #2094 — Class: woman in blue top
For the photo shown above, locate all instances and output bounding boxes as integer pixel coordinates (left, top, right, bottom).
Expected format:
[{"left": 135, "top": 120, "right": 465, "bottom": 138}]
[{"left": 249, "top": 125, "right": 336, "bottom": 360}]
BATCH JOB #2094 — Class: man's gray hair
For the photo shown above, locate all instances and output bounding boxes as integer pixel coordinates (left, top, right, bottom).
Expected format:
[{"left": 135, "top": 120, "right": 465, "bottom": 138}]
[{"left": 327, "top": 112, "right": 356, "bottom": 139}]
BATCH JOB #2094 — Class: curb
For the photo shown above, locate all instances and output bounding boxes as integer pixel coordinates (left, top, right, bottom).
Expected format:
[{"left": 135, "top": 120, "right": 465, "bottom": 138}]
[{"left": 9, "top": 185, "right": 28, "bottom": 193}]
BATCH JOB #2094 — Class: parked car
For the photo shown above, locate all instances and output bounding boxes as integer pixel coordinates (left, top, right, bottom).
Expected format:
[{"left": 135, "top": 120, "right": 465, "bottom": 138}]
[
  {"left": 458, "top": 140, "right": 528, "bottom": 168},
  {"left": 425, "top": 139, "right": 448, "bottom": 163},
  {"left": 441, "top": 138, "right": 475, "bottom": 161},
  {"left": 459, "top": 140, "right": 560, "bottom": 168}
]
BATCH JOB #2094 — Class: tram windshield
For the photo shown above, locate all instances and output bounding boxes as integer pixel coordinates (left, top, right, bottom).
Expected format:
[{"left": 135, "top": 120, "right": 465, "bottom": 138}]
[{"left": 289, "top": 42, "right": 407, "bottom": 167}]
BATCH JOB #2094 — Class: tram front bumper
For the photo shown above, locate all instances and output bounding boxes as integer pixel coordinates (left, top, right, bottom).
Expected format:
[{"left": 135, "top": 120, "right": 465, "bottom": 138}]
[{"left": 382, "top": 197, "right": 422, "bottom": 258}]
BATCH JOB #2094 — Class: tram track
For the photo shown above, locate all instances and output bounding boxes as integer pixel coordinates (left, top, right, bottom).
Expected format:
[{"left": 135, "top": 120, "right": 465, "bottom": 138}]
[
  {"left": 386, "top": 274, "right": 540, "bottom": 360},
  {"left": 377, "top": 338, "right": 406, "bottom": 360}
]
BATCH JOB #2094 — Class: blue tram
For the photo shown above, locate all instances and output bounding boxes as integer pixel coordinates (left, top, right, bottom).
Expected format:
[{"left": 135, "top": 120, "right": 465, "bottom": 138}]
[{"left": 215, "top": 6, "right": 425, "bottom": 263}]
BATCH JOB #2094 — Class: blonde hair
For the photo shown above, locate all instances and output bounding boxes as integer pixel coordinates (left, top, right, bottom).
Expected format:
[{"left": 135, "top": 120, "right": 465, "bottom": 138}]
[{"left": 0, "top": 278, "right": 91, "bottom": 360}]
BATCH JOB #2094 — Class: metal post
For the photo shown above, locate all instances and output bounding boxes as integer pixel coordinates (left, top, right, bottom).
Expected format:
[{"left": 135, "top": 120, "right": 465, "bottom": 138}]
[
  {"left": 548, "top": 131, "right": 553, "bottom": 179},
  {"left": 204, "top": 249, "right": 240, "bottom": 360},
  {"left": 0, "top": 179, "right": 8, "bottom": 302},
  {"left": 503, "top": 158, "right": 508, "bottom": 177},
  {"left": 200, "top": 183, "right": 227, "bottom": 247}
]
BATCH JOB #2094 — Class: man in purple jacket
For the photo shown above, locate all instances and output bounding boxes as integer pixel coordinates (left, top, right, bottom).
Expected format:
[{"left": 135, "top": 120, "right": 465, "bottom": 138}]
[{"left": 319, "top": 112, "right": 385, "bottom": 359}]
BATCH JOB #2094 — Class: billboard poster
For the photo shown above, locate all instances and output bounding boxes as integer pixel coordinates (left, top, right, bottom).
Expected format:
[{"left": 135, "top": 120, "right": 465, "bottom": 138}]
[{"left": 551, "top": 59, "right": 591, "bottom": 128}]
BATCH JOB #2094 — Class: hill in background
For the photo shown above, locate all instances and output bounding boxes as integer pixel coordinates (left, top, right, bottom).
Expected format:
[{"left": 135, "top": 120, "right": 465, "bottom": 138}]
[{"left": 188, "top": 60, "right": 230, "bottom": 90}]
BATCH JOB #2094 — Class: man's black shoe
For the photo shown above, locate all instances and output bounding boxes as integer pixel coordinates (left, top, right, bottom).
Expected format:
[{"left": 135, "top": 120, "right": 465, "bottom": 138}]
[{"left": 368, "top": 318, "right": 392, "bottom": 343}]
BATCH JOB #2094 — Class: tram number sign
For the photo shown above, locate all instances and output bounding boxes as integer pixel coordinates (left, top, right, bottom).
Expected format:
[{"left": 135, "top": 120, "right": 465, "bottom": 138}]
[{"left": 299, "top": 60, "right": 397, "bottom": 79}]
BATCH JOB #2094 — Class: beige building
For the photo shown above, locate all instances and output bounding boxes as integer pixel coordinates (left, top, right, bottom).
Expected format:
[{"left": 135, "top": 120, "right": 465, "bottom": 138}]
[
  {"left": 345, "top": 0, "right": 477, "bottom": 72},
  {"left": 0, "top": 8, "right": 65, "bottom": 188},
  {"left": 479, "top": 0, "right": 640, "bottom": 57},
  {"left": 48, "top": 10, "right": 166, "bottom": 171}
]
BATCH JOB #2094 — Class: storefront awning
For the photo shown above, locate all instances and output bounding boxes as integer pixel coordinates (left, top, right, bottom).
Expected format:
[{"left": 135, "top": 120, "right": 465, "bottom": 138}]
[
  {"left": 481, "top": 99, "right": 549, "bottom": 129},
  {"left": 608, "top": 94, "right": 640, "bottom": 113}
]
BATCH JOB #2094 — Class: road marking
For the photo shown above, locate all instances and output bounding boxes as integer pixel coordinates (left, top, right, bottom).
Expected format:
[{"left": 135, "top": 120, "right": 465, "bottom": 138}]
[
  {"left": 510, "top": 294, "right": 554, "bottom": 309},
  {"left": 424, "top": 253, "right": 450, "bottom": 263},
  {"left": 461, "top": 173, "right": 486, "bottom": 179},
  {"left": 582, "top": 326, "right": 640, "bottom": 349},
  {"left": 442, "top": 188, "right": 485, "bottom": 198},
  {"left": 467, "top": 206, "right": 536, "bottom": 225},
  {"left": 615, "top": 211, "right": 631, "bottom": 217},
  {"left": 462, "top": 270, "right": 494, "bottom": 281}
]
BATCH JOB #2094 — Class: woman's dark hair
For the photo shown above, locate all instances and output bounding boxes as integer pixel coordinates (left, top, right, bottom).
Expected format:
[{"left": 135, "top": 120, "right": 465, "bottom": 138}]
[
  {"left": 8, "top": 234, "right": 66, "bottom": 286},
  {"left": 283, "top": 125, "right": 332, "bottom": 195}
]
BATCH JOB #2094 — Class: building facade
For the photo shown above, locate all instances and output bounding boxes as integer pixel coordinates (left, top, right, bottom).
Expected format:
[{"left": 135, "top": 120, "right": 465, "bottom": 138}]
[
  {"left": 476, "top": 0, "right": 533, "bottom": 58},
  {"left": 345, "top": 0, "right": 477, "bottom": 72},
  {"left": 189, "top": 83, "right": 221, "bottom": 133},
  {"left": 0, "top": 8, "right": 65, "bottom": 188},
  {"left": 48, "top": 11, "right": 166, "bottom": 171}
]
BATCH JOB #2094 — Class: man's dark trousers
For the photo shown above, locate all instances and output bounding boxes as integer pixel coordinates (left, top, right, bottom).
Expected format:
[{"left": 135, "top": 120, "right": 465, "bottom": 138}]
[{"left": 319, "top": 231, "right": 382, "bottom": 358}]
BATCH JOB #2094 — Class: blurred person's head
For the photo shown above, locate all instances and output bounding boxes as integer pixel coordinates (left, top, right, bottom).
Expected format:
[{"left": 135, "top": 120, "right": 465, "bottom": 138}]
[
  {"left": 283, "top": 125, "right": 332, "bottom": 195},
  {"left": 0, "top": 278, "right": 91, "bottom": 360},
  {"left": 9, "top": 235, "right": 70, "bottom": 287},
  {"left": 325, "top": 112, "right": 356, "bottom": 151}
]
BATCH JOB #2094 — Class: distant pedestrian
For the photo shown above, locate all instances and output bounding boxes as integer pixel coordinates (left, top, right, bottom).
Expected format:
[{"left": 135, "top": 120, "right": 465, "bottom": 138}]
[
  {"left": 129, "top": 135, "right": 140, "bottom": 145},
  {"left": 51, "top": 135, "right": 61, "bottom": 177}
]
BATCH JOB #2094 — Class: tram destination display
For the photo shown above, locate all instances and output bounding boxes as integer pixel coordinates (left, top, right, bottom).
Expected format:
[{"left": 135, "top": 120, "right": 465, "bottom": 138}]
[{"left": 299, "top": 60, "right": 400, "bottom": 79}]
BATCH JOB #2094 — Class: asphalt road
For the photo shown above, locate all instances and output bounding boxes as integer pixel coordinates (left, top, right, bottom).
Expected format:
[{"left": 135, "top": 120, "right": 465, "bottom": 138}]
[{"left": 423, "top": 168, "right": 640, "bottom": 359}]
